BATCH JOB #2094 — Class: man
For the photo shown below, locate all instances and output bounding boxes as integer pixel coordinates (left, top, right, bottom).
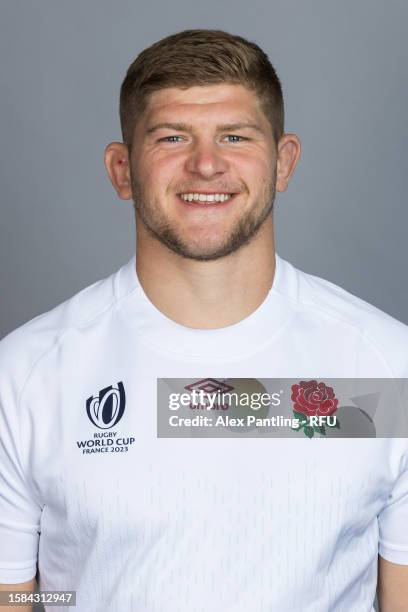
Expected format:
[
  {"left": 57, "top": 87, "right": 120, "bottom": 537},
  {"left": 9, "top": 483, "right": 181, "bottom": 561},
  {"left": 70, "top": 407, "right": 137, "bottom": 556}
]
[{"left": 0, "top": 29, "right": 407, "bottom": 611}]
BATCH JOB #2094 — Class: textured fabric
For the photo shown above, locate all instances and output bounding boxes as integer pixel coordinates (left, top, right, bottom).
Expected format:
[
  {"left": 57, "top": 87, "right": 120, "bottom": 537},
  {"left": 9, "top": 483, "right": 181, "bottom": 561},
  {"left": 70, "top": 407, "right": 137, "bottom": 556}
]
[{"left": 0, "top": 253, "right": 407, "bottom": 611}]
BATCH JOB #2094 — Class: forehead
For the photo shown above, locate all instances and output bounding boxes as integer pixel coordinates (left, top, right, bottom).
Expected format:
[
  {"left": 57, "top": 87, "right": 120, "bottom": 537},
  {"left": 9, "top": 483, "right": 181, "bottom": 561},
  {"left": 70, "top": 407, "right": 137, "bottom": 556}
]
[{"left": 142, "top": 84, "right": 267, "bottom": 125}]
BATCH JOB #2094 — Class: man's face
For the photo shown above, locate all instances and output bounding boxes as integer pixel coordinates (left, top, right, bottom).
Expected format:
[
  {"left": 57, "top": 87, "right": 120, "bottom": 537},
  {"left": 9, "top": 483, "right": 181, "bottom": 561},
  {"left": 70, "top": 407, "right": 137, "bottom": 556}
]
[{"left": 130, "top": 83, "right": 277, "bottom": 261}]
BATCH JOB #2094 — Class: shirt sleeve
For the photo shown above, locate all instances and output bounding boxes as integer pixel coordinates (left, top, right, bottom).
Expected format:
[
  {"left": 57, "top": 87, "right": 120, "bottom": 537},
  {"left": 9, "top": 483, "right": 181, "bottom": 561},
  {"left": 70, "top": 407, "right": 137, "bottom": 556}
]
[
  {"left": 378, "top": 449, "right": 408, "bottom": 565},
  {"left": 0, "top": 385, "right": 41, "bottom": 583}
]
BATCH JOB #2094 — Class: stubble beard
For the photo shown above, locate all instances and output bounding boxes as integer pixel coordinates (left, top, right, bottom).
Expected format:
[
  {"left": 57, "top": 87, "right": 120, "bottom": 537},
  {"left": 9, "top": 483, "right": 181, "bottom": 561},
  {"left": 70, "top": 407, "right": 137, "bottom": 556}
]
[{"left": 130, "top": 171, "right": 276, "bottom": 262}]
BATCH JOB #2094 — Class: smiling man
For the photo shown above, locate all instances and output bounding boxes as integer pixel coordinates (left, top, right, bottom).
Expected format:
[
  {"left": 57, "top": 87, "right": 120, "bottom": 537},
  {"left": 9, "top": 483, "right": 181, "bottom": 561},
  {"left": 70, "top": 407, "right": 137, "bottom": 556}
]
[
  {"left": 125, "top": 84, "right": 281, "bottom": 263},
  {"left": 106, "top": 78, "right": 298, "bottom": 330},
  {"left": 0, "top": 29, "right": 408, "bottom": 612}
]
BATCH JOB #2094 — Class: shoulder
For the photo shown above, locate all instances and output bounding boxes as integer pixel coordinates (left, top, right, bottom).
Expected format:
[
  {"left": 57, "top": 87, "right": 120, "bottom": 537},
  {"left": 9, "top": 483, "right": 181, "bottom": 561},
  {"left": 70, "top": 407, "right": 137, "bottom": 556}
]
[
  {"left": 277, "top": 256, "right": 408, "bottom": 377},
  {"left": 0, "top": 258, "right": 134, "bottom": 392}
]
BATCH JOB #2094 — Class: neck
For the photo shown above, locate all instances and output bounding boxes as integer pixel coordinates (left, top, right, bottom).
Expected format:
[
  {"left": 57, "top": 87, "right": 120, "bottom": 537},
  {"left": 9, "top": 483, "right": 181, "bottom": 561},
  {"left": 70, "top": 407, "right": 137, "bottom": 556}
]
[{"left": 135, "top": 216, "right": 276, "bottom": 330}]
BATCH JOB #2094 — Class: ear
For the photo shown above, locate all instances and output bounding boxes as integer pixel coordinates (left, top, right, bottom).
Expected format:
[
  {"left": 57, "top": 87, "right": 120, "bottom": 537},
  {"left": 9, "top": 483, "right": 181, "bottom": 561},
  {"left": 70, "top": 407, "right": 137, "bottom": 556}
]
[
  {"left": 104, "top": 142, "right": 132, "bottom": 200},
  {"left": 275, "top": 133, "right": 301, "bottom": 193}
]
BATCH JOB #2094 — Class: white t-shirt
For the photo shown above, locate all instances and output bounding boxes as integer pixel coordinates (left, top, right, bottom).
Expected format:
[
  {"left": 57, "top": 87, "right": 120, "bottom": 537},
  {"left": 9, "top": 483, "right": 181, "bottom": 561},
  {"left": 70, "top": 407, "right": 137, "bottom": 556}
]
[{"left": 0, "top": 253, "right": 407, "bottom": 612}]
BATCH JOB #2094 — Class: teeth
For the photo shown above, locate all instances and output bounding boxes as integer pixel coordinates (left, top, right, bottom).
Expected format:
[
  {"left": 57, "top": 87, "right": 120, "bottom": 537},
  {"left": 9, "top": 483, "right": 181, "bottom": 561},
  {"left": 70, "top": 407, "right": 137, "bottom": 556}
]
[{"left": 180, "top": 193, "right": 233, "bottom": 203}]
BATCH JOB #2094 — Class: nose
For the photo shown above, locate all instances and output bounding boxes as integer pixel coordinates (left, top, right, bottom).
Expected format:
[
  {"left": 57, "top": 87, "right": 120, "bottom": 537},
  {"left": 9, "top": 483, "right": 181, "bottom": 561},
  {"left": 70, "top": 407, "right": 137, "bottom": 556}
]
[{"left": 185, "top": 139, "right": 229, "bottom": 179}]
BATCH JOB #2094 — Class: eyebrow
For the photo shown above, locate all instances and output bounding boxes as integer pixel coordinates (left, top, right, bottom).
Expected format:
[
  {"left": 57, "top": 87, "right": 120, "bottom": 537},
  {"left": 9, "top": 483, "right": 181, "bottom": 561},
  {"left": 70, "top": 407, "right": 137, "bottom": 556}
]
[{"left": 145, "top": 122, "right": 265, "bottom": 135}]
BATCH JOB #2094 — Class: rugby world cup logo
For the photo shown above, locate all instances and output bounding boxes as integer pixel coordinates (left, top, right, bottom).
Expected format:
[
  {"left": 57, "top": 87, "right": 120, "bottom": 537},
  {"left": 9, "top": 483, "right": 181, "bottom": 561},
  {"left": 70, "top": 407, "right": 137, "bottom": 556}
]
[{"left": 86, "top": 382, "right": 126, "bottom": 429}]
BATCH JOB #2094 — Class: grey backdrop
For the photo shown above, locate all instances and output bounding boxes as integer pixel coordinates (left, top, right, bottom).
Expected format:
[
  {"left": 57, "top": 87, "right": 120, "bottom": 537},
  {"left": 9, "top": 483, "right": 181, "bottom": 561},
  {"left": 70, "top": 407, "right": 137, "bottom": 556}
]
[{"left": 1, "top": 0, "right": 407, "bottom": 339}]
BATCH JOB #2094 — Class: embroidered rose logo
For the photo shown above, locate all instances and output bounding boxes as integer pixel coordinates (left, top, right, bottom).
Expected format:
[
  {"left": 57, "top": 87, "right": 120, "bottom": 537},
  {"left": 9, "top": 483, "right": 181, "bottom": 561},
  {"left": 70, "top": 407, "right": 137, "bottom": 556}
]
[{"left": 291, "top": 380, "right": 340, "bottom": 438}]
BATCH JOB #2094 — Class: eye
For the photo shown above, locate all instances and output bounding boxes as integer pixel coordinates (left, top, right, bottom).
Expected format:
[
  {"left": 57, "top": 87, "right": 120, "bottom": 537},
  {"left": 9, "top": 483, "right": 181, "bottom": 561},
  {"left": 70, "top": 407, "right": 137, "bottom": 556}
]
[
  {"left": 158, "top": 135, "right": 184, "bottom": 143},
  {"left": 224, "top": 135, "right": 247, "bottom": 143}
]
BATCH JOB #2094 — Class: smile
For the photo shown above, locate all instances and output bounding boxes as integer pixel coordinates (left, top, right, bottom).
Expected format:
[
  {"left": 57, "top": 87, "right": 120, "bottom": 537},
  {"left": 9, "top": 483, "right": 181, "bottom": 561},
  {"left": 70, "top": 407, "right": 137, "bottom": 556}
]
[{"left": 179, "top": 192, "right": 234, "bottom": 203}]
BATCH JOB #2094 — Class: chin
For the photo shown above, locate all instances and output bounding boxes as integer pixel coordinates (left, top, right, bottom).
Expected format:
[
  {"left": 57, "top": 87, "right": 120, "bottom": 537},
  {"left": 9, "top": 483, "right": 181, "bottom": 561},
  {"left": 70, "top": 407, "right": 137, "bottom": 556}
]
[{"left": 169, "top": 237, "right": 245, "bottom": 261}]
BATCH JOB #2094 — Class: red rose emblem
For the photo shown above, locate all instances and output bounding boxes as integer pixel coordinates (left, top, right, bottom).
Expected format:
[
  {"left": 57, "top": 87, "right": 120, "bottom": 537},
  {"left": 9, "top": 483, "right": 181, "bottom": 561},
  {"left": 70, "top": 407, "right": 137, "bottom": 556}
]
[{"left": 291, "top": 380, "right": 338, "bottom": 417}]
